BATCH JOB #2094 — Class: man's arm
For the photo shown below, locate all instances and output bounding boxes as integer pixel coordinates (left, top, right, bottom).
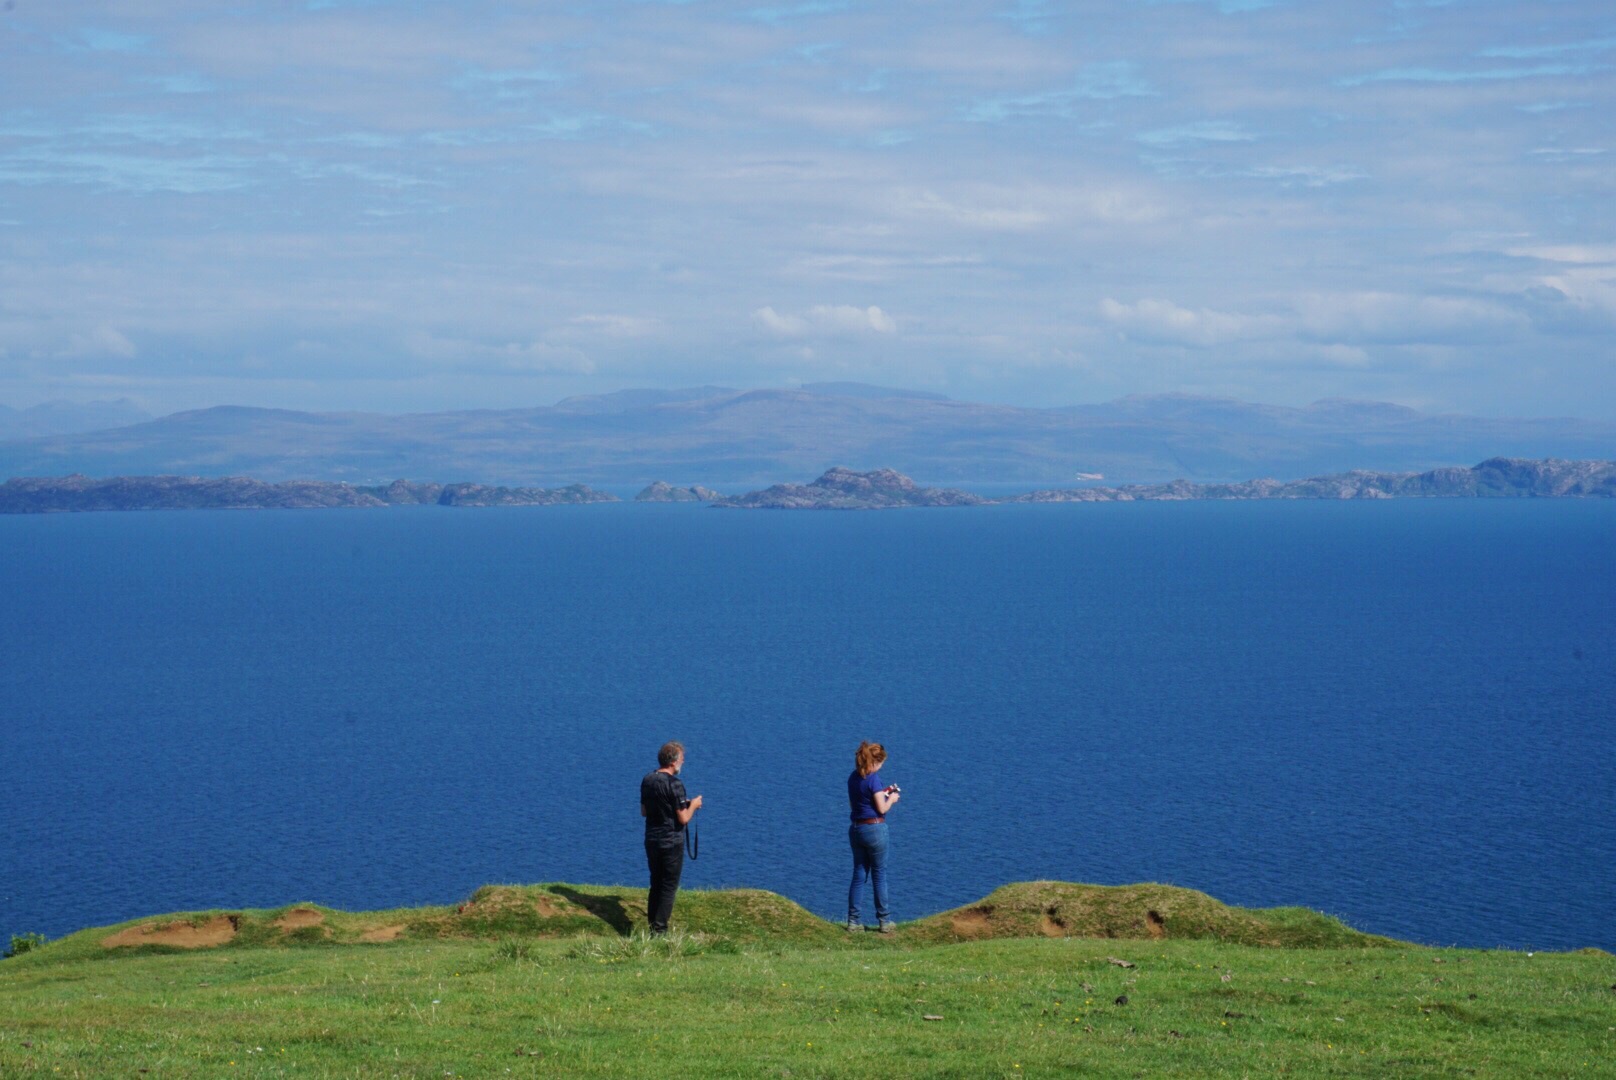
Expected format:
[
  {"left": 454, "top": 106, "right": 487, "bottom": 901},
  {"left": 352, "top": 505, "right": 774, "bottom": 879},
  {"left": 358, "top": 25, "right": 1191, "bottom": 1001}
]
[{"left": 676, "top": 795, "right": 703, "bottom": 824}]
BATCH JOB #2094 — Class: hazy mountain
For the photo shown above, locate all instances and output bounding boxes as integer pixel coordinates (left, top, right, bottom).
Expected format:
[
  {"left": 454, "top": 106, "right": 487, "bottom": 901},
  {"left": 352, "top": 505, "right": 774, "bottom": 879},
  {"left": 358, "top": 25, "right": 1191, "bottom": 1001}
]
[
  {"left": 0, "top": 399, "right": 152, "bottom": 440},
  {"left": 1, "top": 384, "right": 1612, "bottom": 486}
]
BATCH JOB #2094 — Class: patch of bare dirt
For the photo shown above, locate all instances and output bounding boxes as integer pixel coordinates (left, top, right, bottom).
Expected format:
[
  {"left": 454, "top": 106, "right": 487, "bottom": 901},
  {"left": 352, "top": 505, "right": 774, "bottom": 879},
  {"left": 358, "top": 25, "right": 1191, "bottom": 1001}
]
[
  {"left": 1039, "top": 906, "right": 1068, "bottom": 938},
  {"left": 950, "top": 906, "right": 995, "bottom": 939},
  {"left": 359, "top": 925, "right": 405, "bottom": 943},
  {"left": 533, "top": 896, "right": 565, "bottom": 918},
  {"left": 102, "top": 915, "right": 239, "bottom": 950},
  {"left": 275, "top": 907, "right": 325, "bottom": 930},
  {"left": 1146, "top": 910, "right": 1167, "bottom": 939}
]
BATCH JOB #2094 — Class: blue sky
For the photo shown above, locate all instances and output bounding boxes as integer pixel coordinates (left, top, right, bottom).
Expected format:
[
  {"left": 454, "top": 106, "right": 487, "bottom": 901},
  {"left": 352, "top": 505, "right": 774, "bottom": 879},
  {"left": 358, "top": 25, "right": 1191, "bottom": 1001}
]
[{"left": 1, "top": 0, "right": 1612, "bottom": 417}]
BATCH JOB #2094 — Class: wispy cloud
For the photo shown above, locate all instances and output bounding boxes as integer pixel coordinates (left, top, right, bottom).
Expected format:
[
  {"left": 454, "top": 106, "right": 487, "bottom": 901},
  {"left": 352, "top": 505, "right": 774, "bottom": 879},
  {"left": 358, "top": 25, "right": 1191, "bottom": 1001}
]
[
  {"left": 567, "top": 314, "right": 661, "bottom": 338},
  {"left": 1338, "top": 64, "right": 1603, "bottom": 86},
  {"left": 452, "top": 66, "right": 567, "bottom": 105},
  {"left": 421, "top": 115, "right": 650, "bottom": 144},
  {"left": 745, "top": 2, "right": 851, "bottom": 26},
  {"left": 405, "top": 332, "right": 595, "bottom": 375},
  {"left": 1103, "top": 291, "right": 1525, "bottom": 350},
  {"left": 754, "top": 305, "right": 896, "bottom": 336},
  {"left": 1140, "top": 0, "right": 1284, "bottom": 12},
  {"left": 62, "top": 326, "right": 139, "bottom": 360},
  {"left": 1518, "top": 101, "right": 1591, "bottom": 114},
  {"left": 899, "top": 190, "right": 1048, "bottom": 230},
  {"left": 59, "top": 29, "right": 149, "bottom": 54},
  {"left": 999, "top": 0, "right": 1058, "bottom": 37},
  {"left": 1136, "top": 120, "right": 1255, "bottom": 147},
  {"left": 0, "top": 149, "right": 258, "bottom": 194},
  {"left": 1100, "top": 297, "right": 1279, "bottom": 347},
  {"left": 1236, "top": 164, "right": 1366, "bottom": 187},
  {"left": 964, "top": 63, "right": 1153, "bottom": 122},
  {"left": 786, "top": 252, "right": 982, "bottom": 281},
  {"left": 141, "top": 75, "right": 216, "bottom": 95},
  {"left": 1479, "top": 36, "right": 1616, "bottom": 60}
]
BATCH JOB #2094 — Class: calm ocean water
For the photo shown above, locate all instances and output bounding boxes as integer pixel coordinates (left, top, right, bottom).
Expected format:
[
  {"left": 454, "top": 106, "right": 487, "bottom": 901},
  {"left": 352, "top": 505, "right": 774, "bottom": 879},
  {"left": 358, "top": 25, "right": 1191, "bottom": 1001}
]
[{"left": 2, "top": 500, "right": 1612, "bottom": 951}]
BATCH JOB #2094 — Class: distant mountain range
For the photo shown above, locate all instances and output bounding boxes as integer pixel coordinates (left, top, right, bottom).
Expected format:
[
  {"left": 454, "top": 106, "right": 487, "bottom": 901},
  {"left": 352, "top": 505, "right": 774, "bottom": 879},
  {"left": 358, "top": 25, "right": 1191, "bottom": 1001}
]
[
  {"left": 0, "top": 399, "right": 152, "bottom": 440},
  {"left": 2, "top": 384, "right": 1613, "bottom": 485}
]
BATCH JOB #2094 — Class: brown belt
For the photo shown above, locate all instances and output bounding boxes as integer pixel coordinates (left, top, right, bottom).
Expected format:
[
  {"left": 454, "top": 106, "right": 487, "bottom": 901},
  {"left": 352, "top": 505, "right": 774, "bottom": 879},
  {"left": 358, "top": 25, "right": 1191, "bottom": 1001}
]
[{"left": 854, "top": 817, "right": 885, "bottom": 825}]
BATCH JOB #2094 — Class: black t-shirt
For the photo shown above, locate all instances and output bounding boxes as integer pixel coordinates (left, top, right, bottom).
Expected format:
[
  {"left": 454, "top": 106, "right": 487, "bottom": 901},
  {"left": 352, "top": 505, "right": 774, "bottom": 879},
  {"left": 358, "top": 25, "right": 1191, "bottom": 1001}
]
[{"left": 641, "top": 770, "right": 688, "bottom": 844}]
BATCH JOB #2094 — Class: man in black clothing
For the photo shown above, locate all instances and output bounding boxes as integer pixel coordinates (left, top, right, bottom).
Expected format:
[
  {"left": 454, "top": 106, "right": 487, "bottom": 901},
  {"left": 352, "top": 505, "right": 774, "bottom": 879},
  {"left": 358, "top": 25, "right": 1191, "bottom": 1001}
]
[{"left": 640, "top": 740, "right": 702, "bottom": 935}]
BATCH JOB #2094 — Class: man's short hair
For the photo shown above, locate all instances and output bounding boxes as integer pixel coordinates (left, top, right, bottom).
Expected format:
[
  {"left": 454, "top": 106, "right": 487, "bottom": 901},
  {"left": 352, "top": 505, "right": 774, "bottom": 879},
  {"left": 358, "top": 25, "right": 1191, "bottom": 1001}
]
[{"left": 658, "top": 741, "right": 684, "bottom": 768}]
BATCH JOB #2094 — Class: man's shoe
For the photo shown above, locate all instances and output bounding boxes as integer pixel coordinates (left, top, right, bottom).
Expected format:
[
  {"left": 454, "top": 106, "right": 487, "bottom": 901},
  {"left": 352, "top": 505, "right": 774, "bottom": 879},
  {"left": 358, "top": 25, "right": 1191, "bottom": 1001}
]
[
  {"left": 845, "top": 920, "right": 864, "bottom": 932},
  {"left": 878, "top": 920, "right": 897, "bottom": 934}
]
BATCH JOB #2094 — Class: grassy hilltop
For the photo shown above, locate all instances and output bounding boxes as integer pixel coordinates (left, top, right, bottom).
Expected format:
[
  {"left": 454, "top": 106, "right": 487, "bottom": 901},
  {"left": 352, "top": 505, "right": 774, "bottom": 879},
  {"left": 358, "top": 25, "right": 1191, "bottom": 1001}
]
[{"left": 2, "top": 881, "right": 1612, "bottom": 1078}]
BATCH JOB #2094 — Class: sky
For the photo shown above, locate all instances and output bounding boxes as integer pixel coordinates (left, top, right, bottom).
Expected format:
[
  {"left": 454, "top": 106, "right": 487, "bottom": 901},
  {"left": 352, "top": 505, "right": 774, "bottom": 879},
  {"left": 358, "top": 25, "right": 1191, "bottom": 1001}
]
[{"left": 0, "top": 0, "right": 1612, "bottom": 418}]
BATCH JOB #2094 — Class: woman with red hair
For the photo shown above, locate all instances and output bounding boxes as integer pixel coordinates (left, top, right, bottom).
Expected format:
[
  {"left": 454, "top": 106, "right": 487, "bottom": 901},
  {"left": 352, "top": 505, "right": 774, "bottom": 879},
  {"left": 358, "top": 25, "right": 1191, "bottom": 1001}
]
[{"left": 846, "top": 740, "right": 900, "bottom": 933}]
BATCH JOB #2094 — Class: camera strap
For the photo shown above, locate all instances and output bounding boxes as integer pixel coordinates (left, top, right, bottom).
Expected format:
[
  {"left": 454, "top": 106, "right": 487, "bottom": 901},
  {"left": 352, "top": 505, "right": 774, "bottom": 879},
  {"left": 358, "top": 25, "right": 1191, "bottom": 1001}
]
[{"left": 685, "top": 820, "right": 698, "bottom": 860}]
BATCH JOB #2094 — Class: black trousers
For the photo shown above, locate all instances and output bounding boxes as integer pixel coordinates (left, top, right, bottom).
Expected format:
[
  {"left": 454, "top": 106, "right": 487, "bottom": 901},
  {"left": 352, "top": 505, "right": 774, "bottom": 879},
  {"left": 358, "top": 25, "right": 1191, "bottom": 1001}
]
[{"left": 645, "top": 838, "right": 685, "bottom": 934}]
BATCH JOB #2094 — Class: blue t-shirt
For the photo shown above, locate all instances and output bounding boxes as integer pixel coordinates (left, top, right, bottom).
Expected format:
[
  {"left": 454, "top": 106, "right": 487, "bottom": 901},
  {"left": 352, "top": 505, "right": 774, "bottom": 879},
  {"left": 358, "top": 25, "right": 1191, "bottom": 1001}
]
[{"left": 848, "top": 769, "right": 887, "bottom": 821}]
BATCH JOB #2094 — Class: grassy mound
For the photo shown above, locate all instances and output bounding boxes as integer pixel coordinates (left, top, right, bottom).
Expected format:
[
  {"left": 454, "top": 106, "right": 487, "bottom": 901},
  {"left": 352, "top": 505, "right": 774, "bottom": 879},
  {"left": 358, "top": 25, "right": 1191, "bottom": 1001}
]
[
  {"left": 407, "top": 883, "right": 841, "bottom": 945},
  {"left": 27, "top": 881, "right": 1395, "bottom": 966},
  {"left": 33, "top": 883, "right": 844, "bottom": 962},
  {"left": 904, "top": 881, "right": 1396, "bottom": 948}
]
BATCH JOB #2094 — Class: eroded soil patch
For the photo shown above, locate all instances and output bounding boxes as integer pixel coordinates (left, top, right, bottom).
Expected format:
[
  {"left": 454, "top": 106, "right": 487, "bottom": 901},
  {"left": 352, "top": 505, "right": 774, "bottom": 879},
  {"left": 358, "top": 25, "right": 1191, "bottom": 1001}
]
[
  {"left": 275, "top": 908, "right": 325, "bottom": 930},
  {"left": 102, "top": 916, "right": 239, "bottom": 950},
  {"left": 950, "top": 906, "right": 994, "bottom": 939}
]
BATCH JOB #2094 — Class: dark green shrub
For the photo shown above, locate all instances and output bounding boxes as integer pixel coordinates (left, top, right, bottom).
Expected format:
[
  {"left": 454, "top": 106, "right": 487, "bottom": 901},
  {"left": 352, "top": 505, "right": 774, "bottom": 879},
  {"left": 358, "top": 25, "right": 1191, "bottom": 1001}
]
[{"left": 4, "top": 933, "right": 46, "bottom": 958}]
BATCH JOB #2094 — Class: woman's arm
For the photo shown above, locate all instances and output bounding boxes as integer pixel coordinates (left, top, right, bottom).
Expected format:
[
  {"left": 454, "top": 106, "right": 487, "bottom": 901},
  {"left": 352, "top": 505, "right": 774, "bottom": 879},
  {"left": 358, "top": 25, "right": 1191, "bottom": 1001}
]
[{"left": 872, "top": 787, "right": 899, "bottom": 814}]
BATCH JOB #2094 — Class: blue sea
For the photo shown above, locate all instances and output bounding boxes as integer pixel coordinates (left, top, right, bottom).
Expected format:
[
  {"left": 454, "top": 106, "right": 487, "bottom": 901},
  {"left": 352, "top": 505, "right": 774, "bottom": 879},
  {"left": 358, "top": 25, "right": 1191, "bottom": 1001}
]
[{"left": 2, "top": 500, "right": 1612, "bottom": 951}]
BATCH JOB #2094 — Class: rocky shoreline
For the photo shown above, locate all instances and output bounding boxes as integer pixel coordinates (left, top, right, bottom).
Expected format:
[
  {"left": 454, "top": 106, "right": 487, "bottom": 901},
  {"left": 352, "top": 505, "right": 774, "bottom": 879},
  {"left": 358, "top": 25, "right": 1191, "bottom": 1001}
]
[
  {"left": 3, "top": 457, "right": 1613, "bottom": 513},
  {"left": 0, "top": 474, "right": 617, "bottom": 513},
  {"left": 1005, "top": 456, "right": 1616, "bottom": 503},
  {"left": 714, "top": 466, "right": 985, "bottom": 509}
]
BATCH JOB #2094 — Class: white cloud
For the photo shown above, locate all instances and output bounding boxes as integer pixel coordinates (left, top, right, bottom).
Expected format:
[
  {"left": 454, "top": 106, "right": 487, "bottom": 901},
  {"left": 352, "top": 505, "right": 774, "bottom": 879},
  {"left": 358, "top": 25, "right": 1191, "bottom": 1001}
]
[
  {"left": 1505, "top": 243, "right": 1616, "bottom": 265},
  {"left": 1293, "top": 293, "right": 1524, "bottom": 346},
  {"left": 899, "top": 190, "right": 1047, "bottom": 230},
  {"left": 63, "top": 326, "right": 138, "bottom": 359},
  {"left": 963, "top": 63, "right": 1155, "bottom": 122},
  {"left": 1103, "top": 292, "right": 1529, "bottom": 350},
  {"left": 784, "top": 252, "right": 982, "bottom": 282},
  {"left": 1136, "top": 120, "right": 1255, "bottom": 147},
  {"left": 1238, "top": 164, "right": 1367, "bottom": 187},
  {"left": 753, "top": 306, "right": 807, "bottom": 335},
  {"left": 404, "top": 332, "right": 594, "bottom": 374},
  {"left": 898, "top": 184, "right": 1165, "bottom": 230},
  {"left": 567, "top": 314, "right": 659, "bottom": 338},
  {"left": 753, "top": 304, "right": 896, "bottom": 337},
  {"left": 815, "top": 304, "right": 897, "bottom": 334},
  {"left": 1099, "top": 297, "right": 1278, "bottom": 347}
]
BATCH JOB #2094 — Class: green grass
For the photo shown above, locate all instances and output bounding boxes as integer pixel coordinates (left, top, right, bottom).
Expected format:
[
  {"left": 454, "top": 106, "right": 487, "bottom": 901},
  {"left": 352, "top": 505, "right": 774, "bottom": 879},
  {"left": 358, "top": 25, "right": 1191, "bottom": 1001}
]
[{"left": 2, "top": 883, "right": 1612, "bottom": 1078}]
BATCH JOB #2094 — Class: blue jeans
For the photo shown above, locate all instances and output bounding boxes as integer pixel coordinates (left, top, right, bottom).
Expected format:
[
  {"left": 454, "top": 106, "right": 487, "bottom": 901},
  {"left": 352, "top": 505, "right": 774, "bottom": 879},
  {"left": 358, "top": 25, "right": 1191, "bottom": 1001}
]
[{"left": 848, "top": 822, "right": 891, "bottom": 924}]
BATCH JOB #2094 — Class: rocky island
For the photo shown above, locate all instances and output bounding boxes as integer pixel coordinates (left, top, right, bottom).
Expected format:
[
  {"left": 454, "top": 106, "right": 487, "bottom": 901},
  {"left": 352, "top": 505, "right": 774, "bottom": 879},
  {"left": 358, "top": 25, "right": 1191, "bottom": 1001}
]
[
  {"left": 1006, "top": 457, "right": 1616, "bottom": 502},
  {"left": 719, "top": 466, "right": 985, "bottom": 509},
  {"left": 0, "top": 474, "right": 616, "bottom": 513},
  {"left": 4, "top": 458, "right": 1612, "bottom": 514},
  {"left": 635, "top": 480, "right": 725, "bottom": 503}
]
